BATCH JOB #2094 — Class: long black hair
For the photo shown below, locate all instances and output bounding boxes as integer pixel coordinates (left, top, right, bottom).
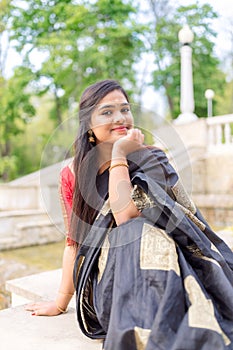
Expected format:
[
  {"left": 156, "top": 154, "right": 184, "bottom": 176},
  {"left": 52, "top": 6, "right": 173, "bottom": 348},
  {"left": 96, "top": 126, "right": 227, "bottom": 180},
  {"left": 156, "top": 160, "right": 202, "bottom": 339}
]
[{"left": 71, "top": 79, "right": 130, "bottom": 245}]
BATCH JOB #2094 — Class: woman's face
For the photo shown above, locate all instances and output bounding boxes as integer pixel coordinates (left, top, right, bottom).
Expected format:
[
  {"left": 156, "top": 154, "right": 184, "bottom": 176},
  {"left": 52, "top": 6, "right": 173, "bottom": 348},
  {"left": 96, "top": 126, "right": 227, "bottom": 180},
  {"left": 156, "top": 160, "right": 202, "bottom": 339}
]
[{"left": 90, "top": 90, "right": 134, "bottom": 145}]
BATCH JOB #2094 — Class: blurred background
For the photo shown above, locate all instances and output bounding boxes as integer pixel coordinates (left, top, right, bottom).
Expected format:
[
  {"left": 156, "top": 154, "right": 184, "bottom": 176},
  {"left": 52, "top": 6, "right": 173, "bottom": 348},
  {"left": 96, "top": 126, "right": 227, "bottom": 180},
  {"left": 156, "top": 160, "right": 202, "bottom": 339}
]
[{"left": 0, "top": 0, "right": 233, "bottom": 310}]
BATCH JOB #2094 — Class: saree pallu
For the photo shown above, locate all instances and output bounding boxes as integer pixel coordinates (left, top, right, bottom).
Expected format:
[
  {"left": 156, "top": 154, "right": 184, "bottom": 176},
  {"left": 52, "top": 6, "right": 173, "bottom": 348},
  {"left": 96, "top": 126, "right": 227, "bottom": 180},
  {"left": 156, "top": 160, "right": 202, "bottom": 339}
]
[{"left": 74, "top": 147, "right": 233, "bottom": 350}]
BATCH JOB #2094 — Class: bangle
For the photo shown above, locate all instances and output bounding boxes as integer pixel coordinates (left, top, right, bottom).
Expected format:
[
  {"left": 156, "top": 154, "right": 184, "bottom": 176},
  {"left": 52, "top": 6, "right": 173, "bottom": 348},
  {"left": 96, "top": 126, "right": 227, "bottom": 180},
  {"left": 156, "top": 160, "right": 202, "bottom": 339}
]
[
  {"left": 55, "top": 302, "right": 68, "bottom": 314},
  {"left": 109, "top": 163, "right": 129, "bottom": 172},
  {"left": 58, "top": 291, "right": 74, "bottom": 297}
]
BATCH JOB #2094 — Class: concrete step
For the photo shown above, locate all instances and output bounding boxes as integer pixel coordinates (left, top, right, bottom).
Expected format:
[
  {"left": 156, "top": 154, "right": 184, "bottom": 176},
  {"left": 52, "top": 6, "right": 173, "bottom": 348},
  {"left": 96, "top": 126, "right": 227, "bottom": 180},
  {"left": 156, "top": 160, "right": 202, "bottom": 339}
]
[
  {"left": 0, "top": 210, "right": 64, "bottom": 250},
  {"left": 2, "top": 269, "right": 103, "bottom": 349},
  {"left": 6, "top": 269, "right": 67, "bottom": 306},
  {"left": 0, "top": 305, "right": 103, "bottom": 350},
  {"left": 0, "top": 209, "right": 48, "bottom": 236},
  {"left": 192, "top": 194, "right": 233, "bottom": 229},
  {"left": 0, "top": 184, "right": 38, "bottom": 211}
]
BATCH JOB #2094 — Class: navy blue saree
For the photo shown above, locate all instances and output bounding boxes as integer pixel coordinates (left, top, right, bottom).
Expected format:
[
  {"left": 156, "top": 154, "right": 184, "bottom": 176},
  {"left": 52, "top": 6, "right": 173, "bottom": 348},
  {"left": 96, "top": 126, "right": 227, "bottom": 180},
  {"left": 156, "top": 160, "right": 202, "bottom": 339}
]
[{"left": 74, "top": 147, "right": 233, "bottom": 350}]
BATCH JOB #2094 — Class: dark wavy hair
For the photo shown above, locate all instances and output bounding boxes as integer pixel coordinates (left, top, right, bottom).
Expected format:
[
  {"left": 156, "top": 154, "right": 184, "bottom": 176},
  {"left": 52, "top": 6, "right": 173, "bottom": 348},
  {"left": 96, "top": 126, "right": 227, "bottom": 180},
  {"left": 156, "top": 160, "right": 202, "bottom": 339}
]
[{"left": 71, "top": 79, "right": 129, "bottom": 245}]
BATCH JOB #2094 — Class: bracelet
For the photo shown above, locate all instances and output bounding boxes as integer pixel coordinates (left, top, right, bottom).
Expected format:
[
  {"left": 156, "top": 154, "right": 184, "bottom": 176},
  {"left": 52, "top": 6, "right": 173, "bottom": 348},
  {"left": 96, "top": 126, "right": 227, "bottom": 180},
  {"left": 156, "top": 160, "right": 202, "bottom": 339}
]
[
  {"left": 109, "top": 163, "right": 129, "bottom": 172},
  {"left": 55, "top": 301, "right": 68, "bottom": 314}
]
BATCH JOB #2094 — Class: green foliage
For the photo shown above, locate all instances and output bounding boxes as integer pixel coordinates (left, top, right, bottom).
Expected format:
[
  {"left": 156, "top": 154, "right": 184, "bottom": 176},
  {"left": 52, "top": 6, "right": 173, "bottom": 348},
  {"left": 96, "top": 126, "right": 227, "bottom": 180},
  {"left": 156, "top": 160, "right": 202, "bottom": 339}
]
[
  {"left": 215, "top": 80, "right": 233, "bottom": 115},
  {"left": 0, "top": 0, "right": 148, "bottom": 180},
  {"left": 10, "top": 0, "right": 146, "bottom": 124},
  {"left": 0, "top": 67, "right": 36, "bottom": 180},
  {"left": 0, "top": 155, "right": 17, "bottom": 181},
  {"left": 147, "top": 1, "right": 226, "bottom": 119},
  {"left": 1, "top": 0, "right": 233, "bottom": 182},
  {"left": 11, "top": 107, "right": 77, "bottom": 178}
]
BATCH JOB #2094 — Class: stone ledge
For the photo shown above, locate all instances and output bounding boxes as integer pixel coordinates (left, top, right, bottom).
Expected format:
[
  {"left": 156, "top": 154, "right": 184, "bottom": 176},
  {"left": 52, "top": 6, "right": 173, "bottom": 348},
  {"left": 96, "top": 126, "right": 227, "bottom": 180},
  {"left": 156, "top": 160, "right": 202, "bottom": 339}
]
[
  {"left": 0, "top": 305, "right": 102, "bottom": 350},
  {"left": 2, "top": 269, "right": 103, "bottom": 349},
  {"left": 0, "top": 209, "right": 45, "bottom": 217},
  {"left": 192, "top": 194, "right": 233, "bottom": 208},
  {"left": 6, "top": 269, "right": 69, "bottom": 305},
  {"left": 217, "top": 229, "right": 233, "bottom": 250}
]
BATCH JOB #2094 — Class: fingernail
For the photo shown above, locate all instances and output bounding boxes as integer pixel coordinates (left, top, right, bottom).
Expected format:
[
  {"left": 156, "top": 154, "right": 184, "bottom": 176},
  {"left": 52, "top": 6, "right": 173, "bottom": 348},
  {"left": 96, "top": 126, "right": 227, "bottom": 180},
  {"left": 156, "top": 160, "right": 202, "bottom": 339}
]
[{"left": 31, "top": 312, "right": 36, "bottom": 316}]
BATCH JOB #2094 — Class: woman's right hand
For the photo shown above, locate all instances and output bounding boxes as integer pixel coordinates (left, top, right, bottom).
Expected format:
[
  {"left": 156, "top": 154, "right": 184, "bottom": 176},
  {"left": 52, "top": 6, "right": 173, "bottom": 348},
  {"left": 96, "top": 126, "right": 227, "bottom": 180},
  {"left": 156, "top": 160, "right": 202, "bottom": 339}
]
[
  {"left": 112, "top": 128, "right": 145, "bottom": 158},
  {"left": 25, "top": 300, "right": 64, "bottom": 316}
]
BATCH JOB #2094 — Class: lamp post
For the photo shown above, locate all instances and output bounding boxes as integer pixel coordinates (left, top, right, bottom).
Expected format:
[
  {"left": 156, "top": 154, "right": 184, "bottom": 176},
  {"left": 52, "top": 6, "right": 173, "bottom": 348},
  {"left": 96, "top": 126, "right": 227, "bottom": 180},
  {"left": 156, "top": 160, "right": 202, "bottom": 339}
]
[
  {"left": 176, "top": 25, "right": 198, "bottom": 124},
  {"left": 204, "top": 89, "right": 215, "bottom": 117}
]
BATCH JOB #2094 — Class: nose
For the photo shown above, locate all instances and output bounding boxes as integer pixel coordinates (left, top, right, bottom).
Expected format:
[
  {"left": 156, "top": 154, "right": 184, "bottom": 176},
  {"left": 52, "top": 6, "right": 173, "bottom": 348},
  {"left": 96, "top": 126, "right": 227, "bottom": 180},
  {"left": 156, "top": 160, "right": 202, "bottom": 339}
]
[{"left": 113, "top": 111, "right": 125, "bottom": 124}]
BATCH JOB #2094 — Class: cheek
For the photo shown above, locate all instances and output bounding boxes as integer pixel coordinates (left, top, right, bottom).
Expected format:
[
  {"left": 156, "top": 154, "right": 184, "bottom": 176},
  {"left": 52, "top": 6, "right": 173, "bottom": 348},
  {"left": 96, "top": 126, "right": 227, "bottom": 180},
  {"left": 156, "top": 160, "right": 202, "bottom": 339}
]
[
  {"left": 91, "top": 115, "right": 111, "bottom": 128},
  {"left": 127, "top": 114, "right": 134, "bottom": 126},
  {"left": 93, "top": 125, "right": 111, "bottom": 140}
]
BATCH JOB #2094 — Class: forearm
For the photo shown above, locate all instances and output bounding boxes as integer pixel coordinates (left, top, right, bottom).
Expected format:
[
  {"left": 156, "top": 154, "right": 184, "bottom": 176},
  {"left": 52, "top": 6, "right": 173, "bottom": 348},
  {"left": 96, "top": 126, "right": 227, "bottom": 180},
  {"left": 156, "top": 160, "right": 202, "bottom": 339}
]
[
  {"left": 55, "top": 244, "right": 78, "bottom": 311},
  {"left": 109, "top": 154, "right": 139, "bottom": 225}
]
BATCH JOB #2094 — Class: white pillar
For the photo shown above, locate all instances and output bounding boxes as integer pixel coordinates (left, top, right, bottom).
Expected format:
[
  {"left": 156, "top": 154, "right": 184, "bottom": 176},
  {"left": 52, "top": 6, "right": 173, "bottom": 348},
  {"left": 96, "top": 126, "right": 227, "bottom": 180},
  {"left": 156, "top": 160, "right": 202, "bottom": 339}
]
[
  {"left": 205, "top": 89, "right": 215, "bottom": 117},
  {"left": 175, "top": 25, "right": 198, "bottom": 124}
]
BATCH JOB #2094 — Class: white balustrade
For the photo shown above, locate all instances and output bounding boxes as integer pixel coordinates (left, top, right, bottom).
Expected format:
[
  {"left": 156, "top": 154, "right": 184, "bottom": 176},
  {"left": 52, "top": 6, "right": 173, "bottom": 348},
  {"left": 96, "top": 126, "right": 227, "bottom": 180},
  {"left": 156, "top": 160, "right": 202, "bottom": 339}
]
[{"left": 206, "top": 114, "right": 233, "bottom": 149}]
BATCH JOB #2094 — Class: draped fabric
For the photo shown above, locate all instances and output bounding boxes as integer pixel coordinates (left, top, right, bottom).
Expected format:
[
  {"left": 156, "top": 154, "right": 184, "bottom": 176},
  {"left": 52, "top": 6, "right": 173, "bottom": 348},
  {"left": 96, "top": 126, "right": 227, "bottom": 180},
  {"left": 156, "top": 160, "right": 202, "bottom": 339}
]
[{"left": 74, "top": 147, "right": 233, "bottom": 350}]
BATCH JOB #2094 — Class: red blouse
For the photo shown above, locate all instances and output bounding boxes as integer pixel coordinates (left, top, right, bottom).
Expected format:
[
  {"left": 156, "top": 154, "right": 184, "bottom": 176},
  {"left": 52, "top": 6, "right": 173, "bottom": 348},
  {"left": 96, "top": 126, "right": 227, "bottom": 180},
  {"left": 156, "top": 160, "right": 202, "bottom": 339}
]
[{"left": 59, "top": 165, "right": 76, "bottom": 246}]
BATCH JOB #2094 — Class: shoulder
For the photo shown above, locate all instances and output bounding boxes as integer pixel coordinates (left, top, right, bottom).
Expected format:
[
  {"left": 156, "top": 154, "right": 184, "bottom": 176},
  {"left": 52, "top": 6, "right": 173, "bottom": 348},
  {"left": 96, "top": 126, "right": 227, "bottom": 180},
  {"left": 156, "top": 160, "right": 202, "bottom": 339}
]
[
  {"left": 142, "top": 145, "right": 170, "bottom": 165},
  {"left": 129, "top": 145, "right": 178, "bottom": 186},
  {"left": 146, "top": 145, "right": 168, "bottom": 157}
]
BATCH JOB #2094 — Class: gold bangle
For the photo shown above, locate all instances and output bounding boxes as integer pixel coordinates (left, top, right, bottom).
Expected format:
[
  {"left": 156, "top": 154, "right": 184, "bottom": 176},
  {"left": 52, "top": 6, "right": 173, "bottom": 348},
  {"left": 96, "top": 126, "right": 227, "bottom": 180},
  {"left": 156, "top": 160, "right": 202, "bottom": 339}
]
[
  {"left": 55, "top": 302, "right": 68, "bottom": 314},
  {"left": 109, "top": 163, "right": 129, "bottom": 172},
  {"left": 58, "top": 291, "right": 74, "bottom": 297}
]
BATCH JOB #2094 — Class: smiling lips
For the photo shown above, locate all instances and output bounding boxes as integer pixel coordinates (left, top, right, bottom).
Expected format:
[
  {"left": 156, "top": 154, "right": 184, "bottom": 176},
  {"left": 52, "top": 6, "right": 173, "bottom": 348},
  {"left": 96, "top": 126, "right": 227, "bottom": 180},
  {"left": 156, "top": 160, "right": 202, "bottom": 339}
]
[{"left": 112, "top": 126, "right": 128, "bottom": 133}]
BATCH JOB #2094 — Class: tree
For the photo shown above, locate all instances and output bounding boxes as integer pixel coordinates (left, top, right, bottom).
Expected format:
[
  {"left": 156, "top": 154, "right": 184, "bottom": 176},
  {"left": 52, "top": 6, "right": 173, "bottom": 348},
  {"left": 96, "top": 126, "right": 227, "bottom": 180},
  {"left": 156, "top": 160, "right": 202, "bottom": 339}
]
[
  {"left": 10, "top": 0, "right": 146, "bottom": 126},
  {"left": 0, "top": 1, "right": 35, "bottom": 181},
  {"left": 216, "top": 17, "right": 233, "bottom": 115},
  {"left": 144, "top": 1, "right": 226, "bottom": 119}
]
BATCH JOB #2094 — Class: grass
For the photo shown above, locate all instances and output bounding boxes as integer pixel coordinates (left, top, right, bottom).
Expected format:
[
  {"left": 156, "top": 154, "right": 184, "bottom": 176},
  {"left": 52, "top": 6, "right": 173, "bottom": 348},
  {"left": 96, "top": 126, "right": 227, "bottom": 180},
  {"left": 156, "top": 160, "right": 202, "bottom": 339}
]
[{"left": 0, "top": 240, "right": 65, "bottom": 272}]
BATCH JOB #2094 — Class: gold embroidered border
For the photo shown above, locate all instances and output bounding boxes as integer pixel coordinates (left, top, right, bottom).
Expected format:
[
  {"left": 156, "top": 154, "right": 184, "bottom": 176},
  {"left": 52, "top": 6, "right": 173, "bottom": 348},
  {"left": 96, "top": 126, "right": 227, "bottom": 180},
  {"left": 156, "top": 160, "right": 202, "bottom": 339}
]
[
  {"left": 134, "top": 326, "right": 151, "bottom": 350},
  {"left": 96, "top": 199, "right": 111, "bottom": 220},
  {"left": 97, "top": 220, "right": 114, "bottom": 283},
  {"left": 184, "top": 275, "right": 230, "bottom": 346},
  {"left": 98, "top": 235, "right": 110, "bottom": 283},
  {"left": 131, "top": 185, "right": 155, "bottom": 211},
  {"left": 74, "top": 255, "right": 85, "bottom": 285},
  {"left": 140, "top": 223, "right": 180, "bottom": 276},
  {"left": 187, "top": 243, "right": 221, "bottom": 266},
  {"left": 175, "top": 202, "right": 206, "bottom": 232},
  {"left": 171, "top": 180, "right": 196, "bottom": 214}
]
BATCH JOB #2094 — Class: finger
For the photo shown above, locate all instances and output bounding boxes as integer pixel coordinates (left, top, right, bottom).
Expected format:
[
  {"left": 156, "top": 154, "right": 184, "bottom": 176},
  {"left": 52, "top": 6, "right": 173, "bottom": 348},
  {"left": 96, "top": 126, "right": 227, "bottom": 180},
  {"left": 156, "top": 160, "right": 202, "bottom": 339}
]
[
  {"left": 25, "top": 302, "right": 47, "bottom": 311},
  {"left": 127, "top": 128, "right": 138, "bottom": 140},
  {"left": 25, "top": 303, "right": 38, "bottom": 311},
  {"left": 32, "top": 307, "right": 50, "bottom": 316},
  {"left": 133, "top": 129, "right": 143, "bottom": 142}
]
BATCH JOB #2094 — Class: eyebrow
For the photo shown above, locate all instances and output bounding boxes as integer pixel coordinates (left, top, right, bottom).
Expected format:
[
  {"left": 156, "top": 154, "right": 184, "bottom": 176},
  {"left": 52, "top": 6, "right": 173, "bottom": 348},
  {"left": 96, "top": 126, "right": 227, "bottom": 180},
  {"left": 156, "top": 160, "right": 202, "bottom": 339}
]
[{"left": 98, "top": 102, "right": 130, "bottom": 110}]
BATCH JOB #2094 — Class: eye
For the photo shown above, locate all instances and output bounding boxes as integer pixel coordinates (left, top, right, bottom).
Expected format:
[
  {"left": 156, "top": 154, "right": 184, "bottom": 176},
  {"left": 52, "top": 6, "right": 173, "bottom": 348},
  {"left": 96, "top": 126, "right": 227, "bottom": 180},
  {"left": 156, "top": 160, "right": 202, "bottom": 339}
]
[
  {"left": 102, "top": 110, "right": 113, "bottom": 116},
  {"left": 121, "top": 107, "right": 130, "bottom": 113}
]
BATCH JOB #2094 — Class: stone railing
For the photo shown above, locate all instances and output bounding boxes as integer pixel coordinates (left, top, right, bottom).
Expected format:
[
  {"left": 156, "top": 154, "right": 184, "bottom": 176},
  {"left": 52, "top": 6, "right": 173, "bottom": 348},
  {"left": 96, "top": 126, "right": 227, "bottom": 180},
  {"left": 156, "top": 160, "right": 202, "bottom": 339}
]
[{"left": 207, "top": 114, "right": 233, "bottom": 149}]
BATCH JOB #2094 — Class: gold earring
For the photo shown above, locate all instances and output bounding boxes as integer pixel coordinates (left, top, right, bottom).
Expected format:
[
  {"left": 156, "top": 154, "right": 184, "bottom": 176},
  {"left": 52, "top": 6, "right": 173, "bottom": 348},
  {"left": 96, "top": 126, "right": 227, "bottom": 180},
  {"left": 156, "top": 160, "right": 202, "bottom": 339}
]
[{"left": 88, "top": 129, "right": 95, "bottom": 143}]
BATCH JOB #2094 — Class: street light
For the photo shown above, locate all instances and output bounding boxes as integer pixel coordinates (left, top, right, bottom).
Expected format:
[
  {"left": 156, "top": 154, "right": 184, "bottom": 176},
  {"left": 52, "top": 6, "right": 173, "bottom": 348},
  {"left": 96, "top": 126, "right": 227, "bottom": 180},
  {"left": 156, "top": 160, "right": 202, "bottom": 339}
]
[
  {"left": 178, "top": 24, "right": 194, "bottom": 45},
  {"left": 204, "top": 89, "right": 215, "bottom": 117},
  {"left": 175, "top": 25, "right": 198, "bottom": 124}
]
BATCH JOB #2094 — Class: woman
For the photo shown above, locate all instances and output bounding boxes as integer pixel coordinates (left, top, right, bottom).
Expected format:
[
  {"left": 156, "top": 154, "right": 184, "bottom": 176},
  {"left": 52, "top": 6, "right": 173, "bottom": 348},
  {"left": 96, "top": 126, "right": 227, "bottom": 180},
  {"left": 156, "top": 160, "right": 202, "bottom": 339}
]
[{"left": 27, "top": 80, "right": 233, "bottom": 349}]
